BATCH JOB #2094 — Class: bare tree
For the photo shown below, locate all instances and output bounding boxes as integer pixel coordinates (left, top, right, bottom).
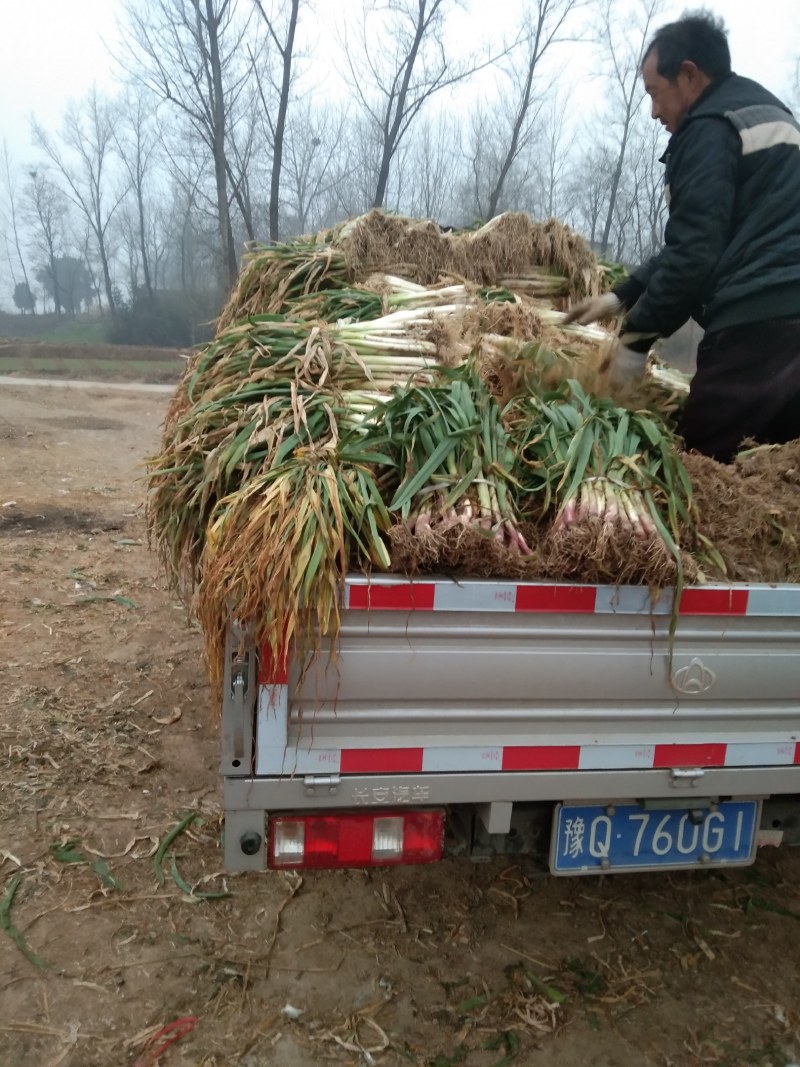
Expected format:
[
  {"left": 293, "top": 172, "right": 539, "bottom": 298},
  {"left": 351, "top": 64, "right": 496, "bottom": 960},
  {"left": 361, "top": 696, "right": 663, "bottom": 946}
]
[
  {"left": 225, "top": 105, "right": 263, "bottom": 242},
  {"left": 118, "top": 201, "right": 142, "bottom": 297},
  {"left": 282, "top": 101, "right": 349, "bottom": 234},
  {"left": 32, "top": 89, "right": 126, "bottom": 319},
  {"left": 342, "top": 0, "right": 492, "bottom": 209},
  {"left": 145, "top": 199, "right": 171, "bottom": 291},
  {"left": 566, "top": 139, "right": 616, "bottom": 247},
  {"left": 114, "top": 90, "right": 160, "bottom": 300},
  {"left": 538, "top": 91, "right": 573, "bottom": 219},
  {"left": 78, "top": 227, "right": 106, "bottom": 312},
  {"left": 330, "top": 112, "right": 383, "bottom": 219},
  {"left": 464, "top": 101, "right": 543, "bottom": 221},
  {"left": 626, "top": 114, "right": 667, "bottom": 261},
  {"left": 160, "top": 142, "right": 220, "bottom": 291},
  {"left": 464, "top": 103, "right": 494, "bottom": 221},
  {"left": 596, "top": 0, "right": 662, "bottom": 255},
  {"left": 25, "top": 170, "right": 70, "bottom": 315},
  {"left": 405, "top": 114, "right": 461, "bottom": 221},
  {"left": 253, "top": 0, "right": 301, "bottom": 241},
  {"left": 481, "top": 0, "right": 581, "bottom": 219},
  {"left": 1, "top": 143, "right": 35, "bottom": 309},
  {"left": 119, "top": 0, "right": 258, "bottom": 289}
]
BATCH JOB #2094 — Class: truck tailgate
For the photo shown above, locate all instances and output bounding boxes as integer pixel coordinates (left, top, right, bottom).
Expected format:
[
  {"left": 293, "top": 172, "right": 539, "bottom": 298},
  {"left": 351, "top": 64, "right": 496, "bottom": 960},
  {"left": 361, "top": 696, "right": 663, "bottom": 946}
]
[{"left": 253, "top": 577, "right": 800, "bottom": 779}]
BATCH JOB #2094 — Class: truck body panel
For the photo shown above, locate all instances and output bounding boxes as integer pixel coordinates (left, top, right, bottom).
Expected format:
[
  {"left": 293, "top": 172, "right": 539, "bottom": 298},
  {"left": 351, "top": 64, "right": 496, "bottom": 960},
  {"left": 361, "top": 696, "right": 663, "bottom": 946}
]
[{"left": 221, "top": 576, "right": 800, "bottom": 871}]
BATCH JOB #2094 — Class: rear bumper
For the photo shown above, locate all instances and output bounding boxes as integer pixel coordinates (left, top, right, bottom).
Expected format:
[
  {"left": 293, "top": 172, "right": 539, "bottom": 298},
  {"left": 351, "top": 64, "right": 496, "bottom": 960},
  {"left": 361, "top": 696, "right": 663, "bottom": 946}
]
[{"left": 223, "top": 765, "right": 800, "bottom": 870}]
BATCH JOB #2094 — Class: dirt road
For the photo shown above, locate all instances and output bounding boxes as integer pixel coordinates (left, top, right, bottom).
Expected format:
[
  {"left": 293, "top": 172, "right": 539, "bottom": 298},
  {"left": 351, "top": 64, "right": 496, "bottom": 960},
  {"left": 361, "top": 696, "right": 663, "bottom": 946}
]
[
  {"left": 0, "top": 375, "right": 175, "bottom": 392},
  {"left": 1, "top": 381, "right": 799, "bottom": 1067}
]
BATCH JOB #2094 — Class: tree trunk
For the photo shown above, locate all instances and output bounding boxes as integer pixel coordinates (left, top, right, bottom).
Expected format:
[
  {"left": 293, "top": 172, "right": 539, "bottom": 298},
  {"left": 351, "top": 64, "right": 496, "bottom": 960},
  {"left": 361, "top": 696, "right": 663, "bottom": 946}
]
[
  {"left": 96, "top": 220, "right": 117, "bottom": 318},
  {"left": 203, "top": 0, "right": 238, "bottom": 290},
  {"left": 47, "top": 248, "right": 62, "bottom": 317},
  {"left": 269, "top": 0, "right": 299, "bottom": 241},
  {"left": 487, "top": 20, "right": 541, "bottom": 219},
  {"left": 599, "top": 113, "right": 632, "bottom": 257},
  {"left": 372, "top": 2, "right": 429, "bottom": 208},
  {"left": 136, "top": 181, "right": 153, "bottom": 300}
]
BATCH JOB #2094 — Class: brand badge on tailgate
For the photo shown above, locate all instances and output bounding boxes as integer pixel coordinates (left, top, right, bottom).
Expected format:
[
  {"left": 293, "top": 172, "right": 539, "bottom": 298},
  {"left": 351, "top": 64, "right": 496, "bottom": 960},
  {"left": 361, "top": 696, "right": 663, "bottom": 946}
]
[{"left": 672, "top": 658, "right": 717, "bottom": 694}]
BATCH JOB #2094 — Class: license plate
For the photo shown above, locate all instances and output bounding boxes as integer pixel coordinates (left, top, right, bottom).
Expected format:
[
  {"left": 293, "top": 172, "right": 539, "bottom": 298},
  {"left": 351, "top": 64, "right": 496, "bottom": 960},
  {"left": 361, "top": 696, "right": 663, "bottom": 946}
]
[{"left": 550, "top": 800, "right": 760, "bottom": 875}]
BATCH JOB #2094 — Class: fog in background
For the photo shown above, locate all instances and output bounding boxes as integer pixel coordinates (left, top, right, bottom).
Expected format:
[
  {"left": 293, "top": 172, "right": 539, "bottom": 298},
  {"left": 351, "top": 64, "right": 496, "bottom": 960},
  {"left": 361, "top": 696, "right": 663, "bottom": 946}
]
[{"left": 0, "top": 0, "right": 797, "bottom": 351}]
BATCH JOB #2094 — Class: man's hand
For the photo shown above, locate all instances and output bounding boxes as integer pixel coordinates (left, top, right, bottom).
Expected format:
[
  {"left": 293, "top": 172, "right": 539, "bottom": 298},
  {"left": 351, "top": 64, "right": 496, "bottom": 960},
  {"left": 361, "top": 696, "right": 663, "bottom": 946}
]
[
  {"left": 608, "top": 342, "right": 648, "bottom": 389},
  {"left": 562, "top": 292, "right": 622, "bottom": 326}
]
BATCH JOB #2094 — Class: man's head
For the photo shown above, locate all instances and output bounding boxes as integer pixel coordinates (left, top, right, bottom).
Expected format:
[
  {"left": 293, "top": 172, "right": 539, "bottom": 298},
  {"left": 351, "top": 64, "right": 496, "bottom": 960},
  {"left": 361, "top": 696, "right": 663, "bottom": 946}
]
[{"left": 642, "top": 11, "right": 731, "bottom": 134}]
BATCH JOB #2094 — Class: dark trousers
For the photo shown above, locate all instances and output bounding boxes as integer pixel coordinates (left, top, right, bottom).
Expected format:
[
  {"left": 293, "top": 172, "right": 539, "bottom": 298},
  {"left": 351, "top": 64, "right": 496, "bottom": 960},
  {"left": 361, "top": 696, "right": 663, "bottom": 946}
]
[{"left": 679, "top": 317, "right": 800, "bottom": 462}]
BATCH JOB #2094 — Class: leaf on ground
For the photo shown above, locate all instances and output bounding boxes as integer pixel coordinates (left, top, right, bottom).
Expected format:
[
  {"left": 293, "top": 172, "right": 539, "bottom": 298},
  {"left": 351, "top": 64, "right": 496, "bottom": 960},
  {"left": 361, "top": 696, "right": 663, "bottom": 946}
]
[
  {"left": 748, "top": 896, "right": 800, "bottom": 920},
  {"left": 1, "top": 875, "right": 48, "bottom": 969},
  {"left": 70, "top": 594, "right": 139, "bottom": 609},
  {"left": 51, "top": 841, "right": 122, "bottom": 890},
  {"left": 523, "top": 968, "right": 568, "bottom": 1004}
]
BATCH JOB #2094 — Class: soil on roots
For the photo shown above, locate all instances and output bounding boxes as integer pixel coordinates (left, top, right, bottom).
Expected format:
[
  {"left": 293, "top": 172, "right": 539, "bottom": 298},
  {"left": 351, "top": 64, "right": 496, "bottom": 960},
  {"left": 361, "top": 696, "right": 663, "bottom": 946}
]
[
  {"left": 538, "top": 522, "right": 696, "bottom": 586},
  {"left": 687, "top": 440, "right": 800, "bottom": 583},
  {"left": 387, "top": 522, "right": 546, "bottom": 578}
]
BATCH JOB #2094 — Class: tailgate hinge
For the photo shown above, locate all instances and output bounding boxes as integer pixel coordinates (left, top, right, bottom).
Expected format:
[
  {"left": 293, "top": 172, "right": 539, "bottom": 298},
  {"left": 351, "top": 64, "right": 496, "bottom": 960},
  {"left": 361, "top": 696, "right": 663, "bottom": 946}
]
[{"left": 304, "top": 775, "right": 341, "bottom": 796}]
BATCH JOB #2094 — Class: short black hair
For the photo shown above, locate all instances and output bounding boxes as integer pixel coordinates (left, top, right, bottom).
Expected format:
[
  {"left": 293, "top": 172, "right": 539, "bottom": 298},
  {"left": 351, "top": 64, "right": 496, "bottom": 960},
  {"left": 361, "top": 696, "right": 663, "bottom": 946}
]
[{"left": 643, "top": 9, "right": 731, "bottom": 82}]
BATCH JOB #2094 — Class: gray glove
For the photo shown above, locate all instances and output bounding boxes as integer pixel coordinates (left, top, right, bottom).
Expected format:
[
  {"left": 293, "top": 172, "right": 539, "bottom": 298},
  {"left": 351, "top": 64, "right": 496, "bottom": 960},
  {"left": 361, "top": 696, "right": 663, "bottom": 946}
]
[
  {"left": 609, "top": 343, "right": 648, "bottom": 389},
  {"left": 562, "top": 292, "right": 622, "bottom": 326}
]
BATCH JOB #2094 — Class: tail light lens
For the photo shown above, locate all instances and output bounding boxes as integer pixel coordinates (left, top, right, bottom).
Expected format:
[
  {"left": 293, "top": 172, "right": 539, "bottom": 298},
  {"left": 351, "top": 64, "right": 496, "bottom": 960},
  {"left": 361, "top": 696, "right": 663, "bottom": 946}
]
[{"left": 269, "top": 809, "right": 445, "bottom": 869}]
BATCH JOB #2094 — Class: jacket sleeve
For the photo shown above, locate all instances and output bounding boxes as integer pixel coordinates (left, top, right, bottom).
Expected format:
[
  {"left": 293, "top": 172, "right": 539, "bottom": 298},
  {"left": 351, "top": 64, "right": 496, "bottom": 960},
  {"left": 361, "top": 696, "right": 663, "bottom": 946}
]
[
  {"left": 612, "top": 256, "right": 663, "bottom": 309},
  {"left": 624, "top": 116, "right": 740, "bottom": 338},
  {"left": 613, "top": 272, "right": 646, "bottom": 308}
]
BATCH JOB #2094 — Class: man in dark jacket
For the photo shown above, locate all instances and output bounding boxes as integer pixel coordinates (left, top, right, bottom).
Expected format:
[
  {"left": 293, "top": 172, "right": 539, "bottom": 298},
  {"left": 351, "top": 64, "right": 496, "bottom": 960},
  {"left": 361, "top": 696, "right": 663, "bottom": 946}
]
[{"left": 565, "top": 12, "right": 800, "bottom": 462}]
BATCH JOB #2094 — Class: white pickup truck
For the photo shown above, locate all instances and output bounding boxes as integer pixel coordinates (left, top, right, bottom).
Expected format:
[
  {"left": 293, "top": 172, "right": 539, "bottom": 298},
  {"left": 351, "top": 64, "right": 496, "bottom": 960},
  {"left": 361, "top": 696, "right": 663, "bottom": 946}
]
[{"left": 221, "top": 574, "right": 800, "bottom": 877}]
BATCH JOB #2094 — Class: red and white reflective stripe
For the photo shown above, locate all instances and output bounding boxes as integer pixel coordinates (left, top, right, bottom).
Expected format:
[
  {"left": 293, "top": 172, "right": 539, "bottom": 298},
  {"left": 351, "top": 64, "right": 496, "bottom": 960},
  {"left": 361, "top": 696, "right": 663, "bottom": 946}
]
[
  {"left": 343, "top": 579, "right": 800, "bottom": 617},
  {"left": 254, "top": 730, "right": 800, "bottom": 777}
]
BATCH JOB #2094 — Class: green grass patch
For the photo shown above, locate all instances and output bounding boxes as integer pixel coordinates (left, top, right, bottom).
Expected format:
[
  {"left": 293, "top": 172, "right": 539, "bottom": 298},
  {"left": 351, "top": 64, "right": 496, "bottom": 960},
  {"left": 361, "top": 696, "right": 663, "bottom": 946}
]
[
  {"left": 38, "top": 320, "right": 110, "bottom": 344},
  {"left": 0, "top": 355, "right": 180, "bottom": 382}
]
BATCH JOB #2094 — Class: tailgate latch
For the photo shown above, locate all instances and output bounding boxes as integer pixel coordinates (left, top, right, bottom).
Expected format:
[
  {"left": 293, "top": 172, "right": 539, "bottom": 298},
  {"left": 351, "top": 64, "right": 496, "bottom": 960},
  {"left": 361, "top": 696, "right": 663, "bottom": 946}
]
[{"left": 230, "top": 659, "right": 249, "bottom": 763}]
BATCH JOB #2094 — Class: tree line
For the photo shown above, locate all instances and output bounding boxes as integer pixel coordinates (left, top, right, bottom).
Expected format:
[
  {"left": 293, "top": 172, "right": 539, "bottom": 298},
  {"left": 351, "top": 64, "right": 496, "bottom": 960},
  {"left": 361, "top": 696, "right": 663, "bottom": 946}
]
[{"left": 1, "top": 0, "right": 795, "bottom": 346}]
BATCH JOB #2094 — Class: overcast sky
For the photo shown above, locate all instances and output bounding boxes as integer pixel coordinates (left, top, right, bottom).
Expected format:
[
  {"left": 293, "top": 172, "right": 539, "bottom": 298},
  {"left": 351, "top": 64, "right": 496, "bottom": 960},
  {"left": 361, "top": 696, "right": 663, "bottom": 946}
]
[
  {"left": 0, "top": 0, "right": 797, "bottom": 164},
  {"left": 0, "top": 0, "right": 797, "bottom": 311}
]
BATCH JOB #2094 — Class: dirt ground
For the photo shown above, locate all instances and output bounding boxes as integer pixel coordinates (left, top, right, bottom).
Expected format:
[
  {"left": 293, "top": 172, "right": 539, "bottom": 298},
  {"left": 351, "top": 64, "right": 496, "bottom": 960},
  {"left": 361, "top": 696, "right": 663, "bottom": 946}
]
[{"left": 1, "top": 381, "right": 799, "bottom": 1067}]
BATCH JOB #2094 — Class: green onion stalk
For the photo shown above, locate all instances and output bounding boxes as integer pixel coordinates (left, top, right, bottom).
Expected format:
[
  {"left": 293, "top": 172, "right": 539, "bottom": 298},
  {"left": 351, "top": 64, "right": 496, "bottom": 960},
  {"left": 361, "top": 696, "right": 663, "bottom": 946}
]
[
  {"left": 647, "top": 358, "right": 692, "bottom": 395},
  {"left": 197, "top": 436, "right": 396, "bottom": 697},
  {"left": 364, "top": 365, "right": 532, "bottom": 554},
  {"left": 291, "top": 277, "right": 470, "bottom": 326},
  {"left": 506, "top": 379, "right": 695, "bottom": 558},
  {"left": 498, "top": 271, "right": 569, "bottom": 297},
  {"left": 148, "top": 314, "right": 453, "bottom": 584},
  {"left": 217, "top": 237, "right": 352, "bottom": 330},
  {"left": 596, "top": 257, "right": 629, "bottom": 291},
  {"left": 535, "top": 307, "right": 615, "bottom": 343}
]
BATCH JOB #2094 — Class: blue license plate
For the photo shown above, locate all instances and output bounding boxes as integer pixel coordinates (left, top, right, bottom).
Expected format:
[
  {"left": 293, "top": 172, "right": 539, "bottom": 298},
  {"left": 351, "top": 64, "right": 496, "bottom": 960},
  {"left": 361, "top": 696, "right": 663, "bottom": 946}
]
[{"left": 550, "top": 800, "right": 760, "bottom": 875}]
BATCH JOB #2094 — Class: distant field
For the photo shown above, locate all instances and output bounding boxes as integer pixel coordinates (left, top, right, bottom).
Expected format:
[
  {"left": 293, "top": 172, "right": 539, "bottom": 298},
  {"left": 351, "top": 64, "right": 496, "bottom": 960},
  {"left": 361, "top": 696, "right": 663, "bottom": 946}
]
[
  {"left": 37, "top": 320, "right": 111, "bottom": 344},
  {"left": 0, "top": 341, "right": 186, "bottom": 383},
  {"left": 0, "top": 312, "right": 110, "bottom": 342}
]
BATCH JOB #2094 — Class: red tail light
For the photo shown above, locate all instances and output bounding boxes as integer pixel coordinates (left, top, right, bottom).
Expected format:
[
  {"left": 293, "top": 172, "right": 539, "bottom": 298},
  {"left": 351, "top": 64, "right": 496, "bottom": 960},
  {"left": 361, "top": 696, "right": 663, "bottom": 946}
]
[{"left": 268, "top": 809, "right": 445, "bottom": 869}]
